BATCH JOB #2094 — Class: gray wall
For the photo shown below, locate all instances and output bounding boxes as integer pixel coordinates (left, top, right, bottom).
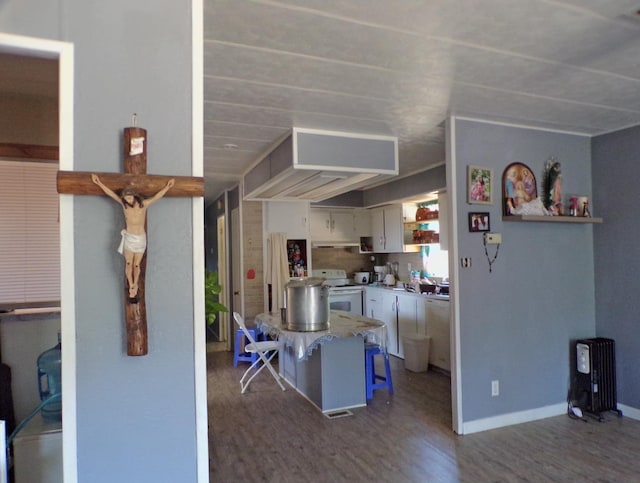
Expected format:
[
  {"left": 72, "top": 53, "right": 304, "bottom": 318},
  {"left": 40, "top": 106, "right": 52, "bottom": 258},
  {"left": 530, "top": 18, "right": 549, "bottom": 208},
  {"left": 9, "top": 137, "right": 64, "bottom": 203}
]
[
  {"left": 364, "top": 164, "right": 446, "bottom": 207},
  {"left": 2, "top": 2, "right": 198, "bottom": 481},
  {"left": 593, "top": 125, "right": 640, "bottom": 408},
  {"left": 453, "top": 119, "right": 596, "bottom": 422}
]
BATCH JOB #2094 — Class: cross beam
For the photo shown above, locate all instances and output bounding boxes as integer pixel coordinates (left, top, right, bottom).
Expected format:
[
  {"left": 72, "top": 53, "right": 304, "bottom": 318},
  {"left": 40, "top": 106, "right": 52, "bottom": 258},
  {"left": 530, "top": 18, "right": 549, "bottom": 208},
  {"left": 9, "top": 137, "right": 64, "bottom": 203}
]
[{"left": 57, "top": 126, "right": 204, "bottom": 356}]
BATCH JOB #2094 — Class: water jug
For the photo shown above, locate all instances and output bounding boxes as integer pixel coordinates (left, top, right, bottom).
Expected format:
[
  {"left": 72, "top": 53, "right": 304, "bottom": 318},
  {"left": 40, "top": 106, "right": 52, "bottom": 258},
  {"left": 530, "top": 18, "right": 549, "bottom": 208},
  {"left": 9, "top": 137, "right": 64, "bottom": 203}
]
[{"left": 37, "top": 334, "right": 62, "bottom": 421}]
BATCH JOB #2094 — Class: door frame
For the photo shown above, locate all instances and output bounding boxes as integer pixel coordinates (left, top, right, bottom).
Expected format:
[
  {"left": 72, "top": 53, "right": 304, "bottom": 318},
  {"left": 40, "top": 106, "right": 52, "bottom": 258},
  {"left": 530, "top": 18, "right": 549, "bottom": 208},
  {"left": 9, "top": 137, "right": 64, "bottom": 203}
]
[{"left": 0, "top": 31, "right": 76, "bottom": 481}]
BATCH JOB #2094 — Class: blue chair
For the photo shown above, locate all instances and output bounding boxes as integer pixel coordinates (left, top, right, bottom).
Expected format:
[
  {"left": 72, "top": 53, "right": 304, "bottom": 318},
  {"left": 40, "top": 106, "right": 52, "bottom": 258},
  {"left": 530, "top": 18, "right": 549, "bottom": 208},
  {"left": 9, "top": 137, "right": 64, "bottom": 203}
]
[
  {"left": 365, "top": 343, "right": 394, "bottom": 400},
  {"left": 233, "top": 325, "right": 262, "bottom": 367}
]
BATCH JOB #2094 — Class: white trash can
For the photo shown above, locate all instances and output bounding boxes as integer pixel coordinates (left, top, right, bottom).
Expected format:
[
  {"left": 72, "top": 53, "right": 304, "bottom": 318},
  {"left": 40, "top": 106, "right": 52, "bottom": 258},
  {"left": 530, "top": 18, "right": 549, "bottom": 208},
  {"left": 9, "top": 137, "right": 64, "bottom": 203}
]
[{"left": 402, "top": 334, "right": 431, "bottom": 372}]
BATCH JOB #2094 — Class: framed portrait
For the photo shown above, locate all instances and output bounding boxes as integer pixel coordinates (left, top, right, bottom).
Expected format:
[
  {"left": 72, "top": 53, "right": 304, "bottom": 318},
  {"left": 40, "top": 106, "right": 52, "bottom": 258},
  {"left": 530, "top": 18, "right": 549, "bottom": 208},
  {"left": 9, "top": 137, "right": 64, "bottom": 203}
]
[
  {"left": 467, "top": 166, "right": 493, "bottom": 204},
  {"left": 502, "top": 162, "right": 537, "bottom": 216},
  {"left": 468, "top": 212, "right": 490, "bottom": 232}
]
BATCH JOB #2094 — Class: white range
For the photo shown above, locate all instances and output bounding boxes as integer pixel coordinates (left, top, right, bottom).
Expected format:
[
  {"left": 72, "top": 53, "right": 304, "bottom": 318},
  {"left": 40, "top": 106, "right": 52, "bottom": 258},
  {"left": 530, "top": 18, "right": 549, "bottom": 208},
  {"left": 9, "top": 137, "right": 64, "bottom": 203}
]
[{"left": 311, "top": 269, "right": 363, "bottom": 316}]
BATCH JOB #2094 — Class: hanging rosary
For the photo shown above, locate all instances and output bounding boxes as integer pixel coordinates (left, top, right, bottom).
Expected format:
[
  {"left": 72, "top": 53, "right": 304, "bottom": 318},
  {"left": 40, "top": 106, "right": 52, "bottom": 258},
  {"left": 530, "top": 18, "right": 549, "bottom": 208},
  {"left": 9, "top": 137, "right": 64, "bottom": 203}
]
[{"left": 483, "top": 234, "right": 500, "bottom": 273}]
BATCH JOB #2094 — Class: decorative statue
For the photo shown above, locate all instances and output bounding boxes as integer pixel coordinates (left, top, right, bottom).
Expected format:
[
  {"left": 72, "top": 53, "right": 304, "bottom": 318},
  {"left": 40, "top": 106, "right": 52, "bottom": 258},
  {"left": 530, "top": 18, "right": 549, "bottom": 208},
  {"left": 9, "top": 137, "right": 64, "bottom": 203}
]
[
  {"left": 543, "top": 158, "right": 562, "bottom": 215},
  {"left": 91, "top": 174, "right": 175, "bottom": 299}
]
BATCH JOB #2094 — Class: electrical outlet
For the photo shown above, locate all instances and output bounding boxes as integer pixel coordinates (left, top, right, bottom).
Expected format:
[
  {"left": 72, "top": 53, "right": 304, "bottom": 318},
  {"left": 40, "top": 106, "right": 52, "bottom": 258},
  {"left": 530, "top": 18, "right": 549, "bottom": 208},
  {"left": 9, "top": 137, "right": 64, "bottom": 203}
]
[
  {"left": 461, "top": 257, "right": 472, "bottom": 268},
  {"left": 485, "top": 233, "right": 502, "bottom": 244},
  {"left": 491, "top": 380, "right": 499, "bottom": 397}
]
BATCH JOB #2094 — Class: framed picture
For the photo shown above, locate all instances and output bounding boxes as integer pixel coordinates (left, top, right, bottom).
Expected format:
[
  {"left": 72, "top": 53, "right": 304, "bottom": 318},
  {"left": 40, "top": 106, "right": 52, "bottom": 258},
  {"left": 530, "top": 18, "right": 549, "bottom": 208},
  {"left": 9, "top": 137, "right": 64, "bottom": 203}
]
[
  {"left": 502, "top": 162, "right": 537, "bottom": 216},
  {"left": 468, "top": 212, "right": 490, "bottom": 232},
  {"left": 468, "top": 165, "right": 493, "bottom": 204}
]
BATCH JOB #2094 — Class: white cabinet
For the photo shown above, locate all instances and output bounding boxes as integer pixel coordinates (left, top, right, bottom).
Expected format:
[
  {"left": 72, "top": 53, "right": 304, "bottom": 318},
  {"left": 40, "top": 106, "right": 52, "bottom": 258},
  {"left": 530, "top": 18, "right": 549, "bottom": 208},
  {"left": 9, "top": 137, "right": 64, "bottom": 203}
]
[
  {"left": 310, "top": 208, "right": 357, "bottom": 243},
  {"left": 416, "top": 296, "right": 427, "bottom": 336},
  {"left": 364, "top": 287, "right": 397, "bottom": 356},
  {"left": 371, "top": 208, "right": 385, "bottom": 252},
  {"left": 380, "top": 291, "right": 399, "bottom": 357},
  {"left": 354, "top": 209, "right": 371, "bottom": 237},
  {"left": 264, "top": 200, "right": 310, "bottom": 239},
  {"left": 396, "top": 292, "right": 418, "bottom": 358},
  {"left": 365, "top": 287, "right": 420, "bottom": 358},
  {"left": 364, "top": 286, "right": 382, "bottom": 320},
  {"left": 371, "top": 205, "right": 403, "bottom": 253},
  {"left": 425, "top": 298, "right": 450, "bottom": 371}
]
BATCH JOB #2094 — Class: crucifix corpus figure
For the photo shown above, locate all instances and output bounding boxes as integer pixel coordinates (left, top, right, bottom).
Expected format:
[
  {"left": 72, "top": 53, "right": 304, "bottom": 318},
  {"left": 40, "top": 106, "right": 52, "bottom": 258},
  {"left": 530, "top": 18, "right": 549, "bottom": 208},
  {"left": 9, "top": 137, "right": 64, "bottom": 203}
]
[{"left": 91, "top": 174, "right": 175, "bottom": 301}]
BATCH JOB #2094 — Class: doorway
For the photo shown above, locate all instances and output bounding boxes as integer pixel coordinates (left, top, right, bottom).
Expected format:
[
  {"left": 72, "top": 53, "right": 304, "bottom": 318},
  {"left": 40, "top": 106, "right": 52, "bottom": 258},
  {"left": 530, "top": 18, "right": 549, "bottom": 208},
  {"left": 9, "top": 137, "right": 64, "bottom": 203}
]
[
  {"left": 0, "top": 32, "right": 75, "bottom": 481},
  {"left": 205, "top": 193, "right": 232, "bottom": 352}
]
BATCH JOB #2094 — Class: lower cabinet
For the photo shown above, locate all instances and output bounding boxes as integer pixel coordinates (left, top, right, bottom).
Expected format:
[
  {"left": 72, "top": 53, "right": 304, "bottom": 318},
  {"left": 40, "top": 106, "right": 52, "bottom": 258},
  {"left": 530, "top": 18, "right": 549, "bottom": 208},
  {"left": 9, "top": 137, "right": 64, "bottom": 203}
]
[
  {"left": 425, "top": 298, "right": 450, "bottom": 371},
  {"left": 365, "top": 288, "right": 450, "bottom": 368},
  {"left": 365, "top": 288, "right": 418, "bottom": 358},
  {"left": 395, "top": 292, "right": 418, "bottom": 358}
]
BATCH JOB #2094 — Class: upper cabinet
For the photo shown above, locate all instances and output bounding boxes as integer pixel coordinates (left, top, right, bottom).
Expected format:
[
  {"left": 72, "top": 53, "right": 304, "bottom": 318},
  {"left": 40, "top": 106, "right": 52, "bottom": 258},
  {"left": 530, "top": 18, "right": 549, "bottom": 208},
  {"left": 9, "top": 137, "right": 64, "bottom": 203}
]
[
  {"left": 309, "top": 208, "right": 358, "bottom": 244},
  {"left": 371, "top": 205, "right": 404, "bottom": 253},
  {"left": 264, "top": 200, "right": 310, "bottom": 239},
  {"left": 368, "top": 198, "right": 447, "bottom": 254},
  {"left": 354, "top": 209, "right": 372, "bottom": 237}
]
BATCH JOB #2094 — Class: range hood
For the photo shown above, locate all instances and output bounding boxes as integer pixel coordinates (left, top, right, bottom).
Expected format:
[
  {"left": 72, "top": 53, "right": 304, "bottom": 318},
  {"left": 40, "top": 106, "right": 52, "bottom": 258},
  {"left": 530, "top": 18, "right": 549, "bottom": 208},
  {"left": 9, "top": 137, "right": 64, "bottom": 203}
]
[
  {"left": 311, "top": 241, "right": 360, "bottom": 248},
  {"left": 243, "top": 127, "right": 398, "bottom": 202}
]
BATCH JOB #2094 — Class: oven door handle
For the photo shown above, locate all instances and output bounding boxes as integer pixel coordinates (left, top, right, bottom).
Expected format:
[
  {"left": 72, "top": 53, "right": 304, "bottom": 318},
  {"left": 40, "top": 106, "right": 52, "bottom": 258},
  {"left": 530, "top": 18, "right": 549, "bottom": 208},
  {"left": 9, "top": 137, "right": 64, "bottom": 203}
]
[{"left": 330, "top": 289, "right": 363, "bottom": 295}]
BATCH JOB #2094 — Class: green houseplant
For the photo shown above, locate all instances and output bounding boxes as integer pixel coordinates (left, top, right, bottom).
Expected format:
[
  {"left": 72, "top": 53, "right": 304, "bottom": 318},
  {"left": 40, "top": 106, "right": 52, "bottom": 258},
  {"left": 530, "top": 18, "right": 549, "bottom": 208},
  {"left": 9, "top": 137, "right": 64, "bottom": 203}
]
[{"left": 205, "top": 269, "right": 228, "bottom": 325}]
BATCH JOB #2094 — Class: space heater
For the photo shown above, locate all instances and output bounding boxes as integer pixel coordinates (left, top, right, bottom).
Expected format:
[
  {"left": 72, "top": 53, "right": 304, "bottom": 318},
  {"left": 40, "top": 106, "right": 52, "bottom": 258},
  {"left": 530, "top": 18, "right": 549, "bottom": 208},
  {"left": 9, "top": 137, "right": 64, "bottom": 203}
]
[{"left": 575, "top": 338, "right": 622, "bottom": 421}]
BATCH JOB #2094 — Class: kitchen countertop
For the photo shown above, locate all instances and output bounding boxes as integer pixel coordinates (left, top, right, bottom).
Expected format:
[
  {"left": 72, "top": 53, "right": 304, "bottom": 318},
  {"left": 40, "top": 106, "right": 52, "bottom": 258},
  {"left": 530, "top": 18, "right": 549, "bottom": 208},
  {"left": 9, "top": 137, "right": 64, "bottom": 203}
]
[{"left": 363, "top": 284, "right": 450, "bottom": 301}]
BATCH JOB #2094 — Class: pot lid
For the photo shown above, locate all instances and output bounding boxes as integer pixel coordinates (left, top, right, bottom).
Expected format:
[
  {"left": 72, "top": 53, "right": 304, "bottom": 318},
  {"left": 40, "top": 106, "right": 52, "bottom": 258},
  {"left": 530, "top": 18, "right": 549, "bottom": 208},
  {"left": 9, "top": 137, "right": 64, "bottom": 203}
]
[{"left": 286, "top": 276, "right": 326, "bottom": 288}]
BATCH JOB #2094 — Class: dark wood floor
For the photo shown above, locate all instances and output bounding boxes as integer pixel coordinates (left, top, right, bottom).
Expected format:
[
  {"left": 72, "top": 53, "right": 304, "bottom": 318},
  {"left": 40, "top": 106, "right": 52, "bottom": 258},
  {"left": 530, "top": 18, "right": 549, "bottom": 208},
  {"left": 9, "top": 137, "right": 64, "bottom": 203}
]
[{"left": 207, "top": 351, "right": 640, "bottom": 482}]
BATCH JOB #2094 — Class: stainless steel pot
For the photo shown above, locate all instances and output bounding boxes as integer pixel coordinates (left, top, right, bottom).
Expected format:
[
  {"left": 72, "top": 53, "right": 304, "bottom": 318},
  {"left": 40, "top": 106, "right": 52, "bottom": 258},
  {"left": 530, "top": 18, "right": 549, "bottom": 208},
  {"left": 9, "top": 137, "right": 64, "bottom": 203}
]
[{"left": 284, "top": 277, "right": 329, "bottom": 332}]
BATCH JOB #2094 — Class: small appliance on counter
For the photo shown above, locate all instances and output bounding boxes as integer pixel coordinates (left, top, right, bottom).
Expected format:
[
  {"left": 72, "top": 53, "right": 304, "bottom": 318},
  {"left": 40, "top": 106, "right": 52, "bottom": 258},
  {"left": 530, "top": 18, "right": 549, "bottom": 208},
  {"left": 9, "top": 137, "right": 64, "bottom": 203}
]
[
  {"left": 353, "top": 271, "right": 370, "bottom": 285},
  {"left": 373, "top": 265, "right": 386, "bottom": 282}
]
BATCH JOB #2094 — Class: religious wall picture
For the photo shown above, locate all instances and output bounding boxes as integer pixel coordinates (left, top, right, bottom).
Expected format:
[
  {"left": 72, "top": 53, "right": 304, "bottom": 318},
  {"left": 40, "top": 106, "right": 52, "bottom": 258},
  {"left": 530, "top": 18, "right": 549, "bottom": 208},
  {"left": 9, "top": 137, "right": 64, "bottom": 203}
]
[
  {"left": 502, "top": 162, "right": 538, "bottom": 216},
  {"left": 467, "top": 165, "right": 493, "bottom": 205},
  {"left": 468, "top": 212, "right": 490, "bottom": 233}
]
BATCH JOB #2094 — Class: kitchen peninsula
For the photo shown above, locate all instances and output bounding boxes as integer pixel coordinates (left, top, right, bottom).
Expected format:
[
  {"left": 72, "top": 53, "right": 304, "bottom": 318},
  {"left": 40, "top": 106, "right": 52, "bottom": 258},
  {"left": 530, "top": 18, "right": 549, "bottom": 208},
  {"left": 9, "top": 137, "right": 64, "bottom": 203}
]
[{"left": 255, "top": 310, "right": 386, "bottom": 413}]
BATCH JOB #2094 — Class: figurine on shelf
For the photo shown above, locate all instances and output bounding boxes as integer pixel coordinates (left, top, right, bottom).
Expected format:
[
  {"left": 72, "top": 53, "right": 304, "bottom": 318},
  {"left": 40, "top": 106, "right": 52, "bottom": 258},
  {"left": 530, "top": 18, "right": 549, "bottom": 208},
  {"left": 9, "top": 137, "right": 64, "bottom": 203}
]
[
  {"left": 569, "top": 196, "right": 579, "bottom": 216},
  {"left": 543, "top": 157, "right": 563, "bottom": 215}
]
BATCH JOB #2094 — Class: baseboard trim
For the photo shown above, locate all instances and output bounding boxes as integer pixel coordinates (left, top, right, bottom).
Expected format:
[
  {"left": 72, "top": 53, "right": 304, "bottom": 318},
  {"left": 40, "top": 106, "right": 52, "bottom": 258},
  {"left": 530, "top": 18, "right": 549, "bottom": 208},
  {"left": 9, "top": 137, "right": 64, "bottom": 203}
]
[
  {"left": 461, "top": 402, "right": 567, "bottom": 435},
  {"left": 618, "top": 404, "right": 640, "bottom": 420}
]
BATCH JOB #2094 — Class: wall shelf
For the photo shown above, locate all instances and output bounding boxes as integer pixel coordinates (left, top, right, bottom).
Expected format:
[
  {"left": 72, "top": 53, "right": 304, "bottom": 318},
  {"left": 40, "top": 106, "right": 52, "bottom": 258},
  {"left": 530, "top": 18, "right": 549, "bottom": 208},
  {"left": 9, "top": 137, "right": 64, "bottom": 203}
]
[
  {"left": 503, "top": 215, "right": 603, "bottom": 224},
  {"left": 404, "top": 219, "right": 439, "bottom": 228}
]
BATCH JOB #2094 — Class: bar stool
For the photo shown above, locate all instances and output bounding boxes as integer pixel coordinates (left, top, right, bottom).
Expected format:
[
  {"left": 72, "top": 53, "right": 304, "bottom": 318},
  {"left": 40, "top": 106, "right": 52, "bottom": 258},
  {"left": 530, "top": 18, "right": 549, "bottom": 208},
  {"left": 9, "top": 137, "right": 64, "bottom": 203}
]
[
  {"left": 233, "top": 326, "right": 261, "bottom": 367},
  {"left": 364, "top": 342, "right": 394, "bottom": 400}
]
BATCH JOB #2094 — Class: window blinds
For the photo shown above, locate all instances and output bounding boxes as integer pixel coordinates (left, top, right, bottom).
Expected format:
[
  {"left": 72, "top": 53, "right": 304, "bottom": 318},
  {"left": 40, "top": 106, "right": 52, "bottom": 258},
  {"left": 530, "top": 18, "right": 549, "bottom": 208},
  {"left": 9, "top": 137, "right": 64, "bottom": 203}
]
[{"left": 0, "top": 160, "right": 60, "bottom": 305}]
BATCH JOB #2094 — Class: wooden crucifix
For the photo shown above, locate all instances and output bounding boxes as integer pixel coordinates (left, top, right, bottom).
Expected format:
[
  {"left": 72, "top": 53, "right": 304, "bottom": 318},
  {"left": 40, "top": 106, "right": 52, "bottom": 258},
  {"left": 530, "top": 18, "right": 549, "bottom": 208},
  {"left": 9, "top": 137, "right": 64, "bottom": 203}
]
[{"left": 57, "top": 123, "right": 204, "bottom": 356}]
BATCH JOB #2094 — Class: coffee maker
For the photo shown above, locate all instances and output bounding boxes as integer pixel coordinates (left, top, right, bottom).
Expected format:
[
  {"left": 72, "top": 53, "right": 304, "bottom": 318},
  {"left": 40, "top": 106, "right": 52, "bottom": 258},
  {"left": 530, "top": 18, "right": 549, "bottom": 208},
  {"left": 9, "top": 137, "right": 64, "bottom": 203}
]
[{"left": 373, "top": 265, "right": 386, "bottom": 283}]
